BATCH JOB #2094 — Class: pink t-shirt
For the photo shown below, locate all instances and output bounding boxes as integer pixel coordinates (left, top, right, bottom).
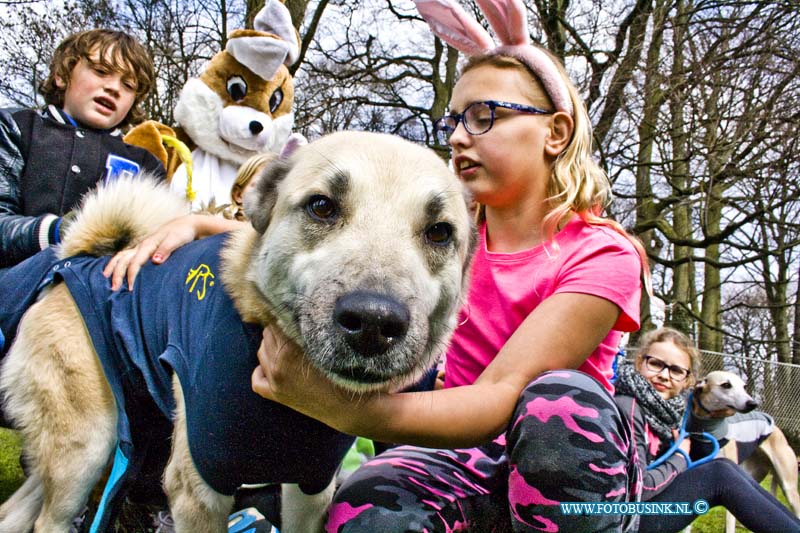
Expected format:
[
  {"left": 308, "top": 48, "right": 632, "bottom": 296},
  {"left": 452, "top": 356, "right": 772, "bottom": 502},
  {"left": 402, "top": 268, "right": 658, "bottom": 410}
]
[{"left": 444, "top": 217, "right": 642, "bottom": 393}]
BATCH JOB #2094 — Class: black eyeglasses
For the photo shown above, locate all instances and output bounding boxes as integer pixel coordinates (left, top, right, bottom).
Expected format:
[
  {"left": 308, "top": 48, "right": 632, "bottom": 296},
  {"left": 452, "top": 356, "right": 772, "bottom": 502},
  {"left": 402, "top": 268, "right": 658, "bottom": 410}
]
[
  {"left": 433, "top": 100, "right": 553, "bottom": 144},
  {"left": 643, "top": 355, "right": 691, "bottom": 382}
]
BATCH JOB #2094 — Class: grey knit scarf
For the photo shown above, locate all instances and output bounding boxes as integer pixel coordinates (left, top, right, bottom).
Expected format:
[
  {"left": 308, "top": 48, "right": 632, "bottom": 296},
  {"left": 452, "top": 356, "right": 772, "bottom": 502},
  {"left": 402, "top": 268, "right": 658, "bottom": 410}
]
[{"left": 615, "top": 361, "right": 686, "bottom": 442}]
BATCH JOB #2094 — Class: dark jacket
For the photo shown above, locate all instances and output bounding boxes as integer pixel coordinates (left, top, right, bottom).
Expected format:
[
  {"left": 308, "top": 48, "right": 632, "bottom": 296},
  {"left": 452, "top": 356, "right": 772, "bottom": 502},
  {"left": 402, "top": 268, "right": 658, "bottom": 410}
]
[
  {"left": 615, "top": 394, "right": 689, "bottom": 501},
  {"left": 0, "top": 106, "right": 165, "bottom": 267}
]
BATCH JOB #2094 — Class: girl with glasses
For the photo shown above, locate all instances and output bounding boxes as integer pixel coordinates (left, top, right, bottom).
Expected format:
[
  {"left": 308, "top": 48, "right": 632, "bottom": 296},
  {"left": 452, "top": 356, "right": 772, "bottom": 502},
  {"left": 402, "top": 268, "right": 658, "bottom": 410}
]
[
  {"left": 615, "top": 327, "right": 800, "bottom": 532},
  {"left": 251, "top": 1, "right": 652, "bottom": 530}
]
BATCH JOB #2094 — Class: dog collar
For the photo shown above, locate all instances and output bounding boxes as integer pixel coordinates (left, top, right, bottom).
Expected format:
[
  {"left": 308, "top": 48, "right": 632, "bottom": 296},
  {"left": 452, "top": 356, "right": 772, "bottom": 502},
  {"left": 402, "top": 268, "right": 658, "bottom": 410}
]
[{"left": 693, "top": 393, "right": 715, "bottom": 417}]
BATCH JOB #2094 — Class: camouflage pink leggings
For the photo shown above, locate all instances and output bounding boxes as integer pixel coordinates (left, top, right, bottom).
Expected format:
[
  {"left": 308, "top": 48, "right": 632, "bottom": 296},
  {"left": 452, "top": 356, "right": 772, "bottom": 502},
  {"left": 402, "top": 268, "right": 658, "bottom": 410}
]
[{"left": 326, "top": 370, "right": 634, "bottom": 532}]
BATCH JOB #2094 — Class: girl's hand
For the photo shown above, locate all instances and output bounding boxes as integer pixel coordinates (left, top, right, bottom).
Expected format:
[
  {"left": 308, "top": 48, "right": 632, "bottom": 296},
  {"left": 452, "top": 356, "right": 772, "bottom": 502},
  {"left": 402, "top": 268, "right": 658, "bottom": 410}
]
[
  {"left": 102, "top": 214, "right": 245, "bottom": 290},
  {"left": 102, "top": 214, "right": 199, "bottom": 290},
  {"left": 250, "top": 323, "right": 513, "bottom": 448},
  {"left": 252, "top": 323, "right": 364, "bottom": 432}
]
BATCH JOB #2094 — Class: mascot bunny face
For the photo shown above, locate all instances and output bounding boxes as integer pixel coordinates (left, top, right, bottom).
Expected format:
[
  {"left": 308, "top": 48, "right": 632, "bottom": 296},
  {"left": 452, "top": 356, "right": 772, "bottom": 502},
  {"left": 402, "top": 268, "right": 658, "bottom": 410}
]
[
  {"left": 177, "top": 51, "right": 295, "bottom": 161},
  {"left": 169, "top": 0, "right": 301, "bottom": 208}
]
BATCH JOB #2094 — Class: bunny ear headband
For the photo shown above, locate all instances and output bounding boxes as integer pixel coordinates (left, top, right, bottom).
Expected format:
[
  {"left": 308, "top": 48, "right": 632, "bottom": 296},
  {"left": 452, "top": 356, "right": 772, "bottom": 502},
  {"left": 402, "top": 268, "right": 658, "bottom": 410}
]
[
  {"left": 226, "top": 0, "right": 300, "bottom": 81},
  {"left": 413, "top": 0, "right": 573, "bottom": 116}
]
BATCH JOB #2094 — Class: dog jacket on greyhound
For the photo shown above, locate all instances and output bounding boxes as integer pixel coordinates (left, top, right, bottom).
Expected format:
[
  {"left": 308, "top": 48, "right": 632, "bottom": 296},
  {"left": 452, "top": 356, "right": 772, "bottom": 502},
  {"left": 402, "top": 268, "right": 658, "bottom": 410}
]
[{"left": 3, "top": 233, "right": 354, "bottom": 529}]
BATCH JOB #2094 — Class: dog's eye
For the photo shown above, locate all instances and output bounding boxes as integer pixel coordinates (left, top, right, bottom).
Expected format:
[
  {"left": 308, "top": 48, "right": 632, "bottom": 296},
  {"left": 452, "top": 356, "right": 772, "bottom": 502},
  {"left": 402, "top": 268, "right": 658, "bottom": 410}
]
[
  {"left": 227, "top": 76, "right": 247, "bottom": 102},
  {"left": 721, "top": 382, "right": 732, "bottom": 389},
  {"left": 269, "top": 88, "right": 284, "bottom": 113},
  {"left": 306, "top": 195, "right": 338, "bottom": 221},
  {"left": 425, "top": 222, "right": 453, "bottom": 246}
]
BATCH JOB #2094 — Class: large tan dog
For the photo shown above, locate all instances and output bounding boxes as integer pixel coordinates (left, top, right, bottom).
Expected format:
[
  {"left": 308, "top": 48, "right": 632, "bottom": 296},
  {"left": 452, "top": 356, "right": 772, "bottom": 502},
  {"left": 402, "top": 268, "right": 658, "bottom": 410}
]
[
  {"left": 0, "top": 132, "right": 475, "bottom": 533},
  {"left": 693, "top": 370, "right": 800, "bottom": 531}
]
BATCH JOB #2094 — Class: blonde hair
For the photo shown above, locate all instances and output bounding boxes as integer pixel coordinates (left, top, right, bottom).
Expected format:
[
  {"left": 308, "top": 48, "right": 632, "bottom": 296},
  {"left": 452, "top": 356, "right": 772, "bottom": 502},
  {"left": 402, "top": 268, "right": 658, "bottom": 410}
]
[
  {"left": 228, "top": 152, "right": 276, "bottom": 221},
  {"left": 634, "top": 327, "right": 701, "bottom": 387},
  {"left": 40, "top": 29, "right": 155, "bottom": 128},
  {"left": 461, "top": 51, "right": 651, "bottom": 292}
]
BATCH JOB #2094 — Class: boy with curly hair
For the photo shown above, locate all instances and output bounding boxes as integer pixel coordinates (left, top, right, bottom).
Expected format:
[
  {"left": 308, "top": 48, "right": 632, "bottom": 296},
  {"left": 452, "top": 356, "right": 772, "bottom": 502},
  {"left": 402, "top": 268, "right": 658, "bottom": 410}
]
[{"left": 0, "top": 29, "right": 165, "bottom": 268}]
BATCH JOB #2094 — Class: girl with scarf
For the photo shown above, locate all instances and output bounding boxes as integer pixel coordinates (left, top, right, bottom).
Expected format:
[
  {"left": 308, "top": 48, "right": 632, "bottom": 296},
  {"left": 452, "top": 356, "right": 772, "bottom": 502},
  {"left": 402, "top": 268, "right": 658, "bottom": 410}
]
[{"left": 616, "top": 327, "right": 799, "bottom": 532}]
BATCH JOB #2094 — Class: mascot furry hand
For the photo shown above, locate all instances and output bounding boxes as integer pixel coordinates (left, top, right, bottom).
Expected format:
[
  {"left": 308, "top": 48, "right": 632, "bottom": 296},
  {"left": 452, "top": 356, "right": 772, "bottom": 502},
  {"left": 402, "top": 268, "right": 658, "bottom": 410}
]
[{"left": 128, "top": 0, "right": 300, "bottom": 211}]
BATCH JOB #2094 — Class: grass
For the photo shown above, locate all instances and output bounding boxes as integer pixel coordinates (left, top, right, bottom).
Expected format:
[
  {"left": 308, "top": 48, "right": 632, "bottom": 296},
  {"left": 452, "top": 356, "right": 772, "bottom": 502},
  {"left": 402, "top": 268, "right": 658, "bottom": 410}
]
[
  {"left": 0, "top": 427, "right": 24, "bottom": 502},
  {"left": 0, "top": 428, "right": 793, "bottom": 531}
]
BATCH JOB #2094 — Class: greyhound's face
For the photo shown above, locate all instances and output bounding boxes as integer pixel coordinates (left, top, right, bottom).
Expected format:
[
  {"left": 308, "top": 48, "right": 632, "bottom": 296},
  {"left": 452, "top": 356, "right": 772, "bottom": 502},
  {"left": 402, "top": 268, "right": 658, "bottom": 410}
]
[
  {"left": 244, "top": 131, "right": 476, "bottom": 392},
  {"left": 694, "top": 370, "right": 759, "bottom": 416}
]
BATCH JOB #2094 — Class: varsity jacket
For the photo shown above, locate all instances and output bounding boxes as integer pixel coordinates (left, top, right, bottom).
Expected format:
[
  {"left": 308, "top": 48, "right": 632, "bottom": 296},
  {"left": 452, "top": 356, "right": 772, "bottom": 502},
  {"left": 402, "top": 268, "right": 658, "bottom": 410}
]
[{"left": 0, "top": 105, "right": 165, "bottom": 267}]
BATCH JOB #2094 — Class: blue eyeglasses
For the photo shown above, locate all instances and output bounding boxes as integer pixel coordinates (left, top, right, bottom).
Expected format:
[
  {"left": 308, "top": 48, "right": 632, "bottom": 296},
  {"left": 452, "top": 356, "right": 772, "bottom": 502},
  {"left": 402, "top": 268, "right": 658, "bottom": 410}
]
[{"left": 433, "top": 100, "right": 553, "bottom": 144}]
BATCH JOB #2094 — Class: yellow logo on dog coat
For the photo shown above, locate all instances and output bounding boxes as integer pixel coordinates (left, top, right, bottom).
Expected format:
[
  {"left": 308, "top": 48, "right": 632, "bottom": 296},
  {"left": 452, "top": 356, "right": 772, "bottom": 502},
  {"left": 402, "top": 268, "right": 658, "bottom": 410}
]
[{"left": 186, "top": 264, "right": 215, "bottom": 301}]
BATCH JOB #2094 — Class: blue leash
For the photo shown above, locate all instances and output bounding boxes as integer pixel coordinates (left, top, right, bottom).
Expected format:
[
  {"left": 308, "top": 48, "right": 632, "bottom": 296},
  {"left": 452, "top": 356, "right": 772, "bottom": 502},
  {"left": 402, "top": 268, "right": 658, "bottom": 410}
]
[{"left": 647, "top": 391, "right": 720, "bottom": 470}]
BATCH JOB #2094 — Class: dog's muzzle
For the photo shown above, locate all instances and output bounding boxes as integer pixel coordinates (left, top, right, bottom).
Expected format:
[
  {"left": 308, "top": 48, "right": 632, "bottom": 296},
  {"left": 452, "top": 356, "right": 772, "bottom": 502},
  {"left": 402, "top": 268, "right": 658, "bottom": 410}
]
[
  {"left": 742, "top": 399, "right": 759, "bottom": 412},
  {"left": 333, "top": 290, "right": 410, "bottom": 357}
]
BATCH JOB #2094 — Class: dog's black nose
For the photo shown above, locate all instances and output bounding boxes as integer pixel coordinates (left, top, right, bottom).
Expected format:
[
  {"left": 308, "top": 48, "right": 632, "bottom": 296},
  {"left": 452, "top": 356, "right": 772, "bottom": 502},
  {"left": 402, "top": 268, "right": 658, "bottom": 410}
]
[
  {"left": 249, "top": 121, "right": 264, "bottom": 134},
  {"left": 744, "top": 399, "right": 759, "bottom": 412},
  {"left": 334, "top": 291, "right": 410, "bottom": 356}
]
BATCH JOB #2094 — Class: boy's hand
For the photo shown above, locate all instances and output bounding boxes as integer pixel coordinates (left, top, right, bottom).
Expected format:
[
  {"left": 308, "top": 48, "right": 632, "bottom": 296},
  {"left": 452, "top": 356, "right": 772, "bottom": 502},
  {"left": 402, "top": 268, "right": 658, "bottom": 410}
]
[{"left": 58, "top": 210, "right": 78, "bottom": 241}]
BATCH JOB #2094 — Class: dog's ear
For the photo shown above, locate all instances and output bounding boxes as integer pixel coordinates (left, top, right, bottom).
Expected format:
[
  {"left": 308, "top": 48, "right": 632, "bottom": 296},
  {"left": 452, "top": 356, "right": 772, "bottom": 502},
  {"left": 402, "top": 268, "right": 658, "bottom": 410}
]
[
  {"left": 280, "top": 132, "right": 307, "bottom": 158},
  {"left": 694, "top": 379, "right": 707, "bottom": 394},
  {"left": 245, "top": 157, "right": 292, "bottom": 233}
]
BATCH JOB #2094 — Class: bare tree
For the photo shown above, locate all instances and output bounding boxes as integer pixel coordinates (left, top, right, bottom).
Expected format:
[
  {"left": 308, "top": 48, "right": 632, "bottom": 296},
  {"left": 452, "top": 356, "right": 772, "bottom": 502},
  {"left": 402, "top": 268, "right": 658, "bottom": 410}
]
[
  {"left": 0, "top": 0, "right": 121, "bottom": 109},
  {"left": 604, "top": 0, "right": 800, "bottom": 358},
  {"left": 291, "top": 0, "right": 459, "bottom": 148},
  {"left": 114, "top": 0, "right": 249, "bottom": 125}
]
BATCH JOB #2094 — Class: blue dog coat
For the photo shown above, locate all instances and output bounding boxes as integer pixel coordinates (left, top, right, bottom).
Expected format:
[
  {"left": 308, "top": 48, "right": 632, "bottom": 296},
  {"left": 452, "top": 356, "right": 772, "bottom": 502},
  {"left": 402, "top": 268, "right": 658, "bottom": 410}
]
[{"left": 2, "top": 234, "right": 354, "bottom": 529}]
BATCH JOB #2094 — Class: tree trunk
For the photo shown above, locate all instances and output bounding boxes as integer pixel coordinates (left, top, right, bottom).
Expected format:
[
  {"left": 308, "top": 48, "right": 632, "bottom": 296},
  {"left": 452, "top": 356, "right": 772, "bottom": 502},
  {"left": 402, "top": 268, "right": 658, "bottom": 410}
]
[
  {"left": 667, "top": 0, "right": 695, "bottom": 337},
  {"left": 632, "top": 0, "right": 667, "bottom": 340},
  {"left": 793, "top": 264, "right": 800, "bottom": 365},
  {"left": 699, "top": 197, "right": 722, "bottom": 352}
]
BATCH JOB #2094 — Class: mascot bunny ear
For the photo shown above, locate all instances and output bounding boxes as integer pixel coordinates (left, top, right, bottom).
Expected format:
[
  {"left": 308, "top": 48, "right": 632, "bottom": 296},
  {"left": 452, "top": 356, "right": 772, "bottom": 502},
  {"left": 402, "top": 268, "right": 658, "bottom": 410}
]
[
  {"left": 413, "top": 0, "right": 573, "bottom": 116},
  {"left": 226, "top": 0, "right": 300, "bottom": 81}
]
